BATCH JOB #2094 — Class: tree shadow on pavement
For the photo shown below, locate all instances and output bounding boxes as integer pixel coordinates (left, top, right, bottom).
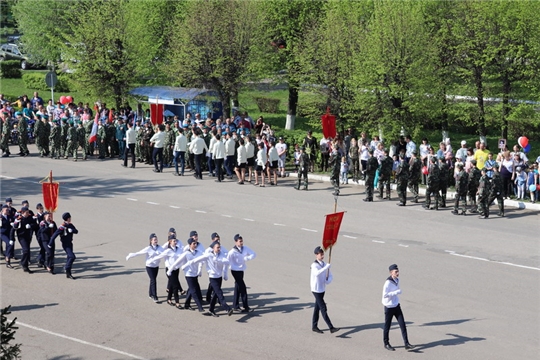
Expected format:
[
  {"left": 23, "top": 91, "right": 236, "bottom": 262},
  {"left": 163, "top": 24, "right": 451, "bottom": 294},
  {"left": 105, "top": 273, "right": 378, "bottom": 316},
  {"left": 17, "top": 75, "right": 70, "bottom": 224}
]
[
  {"left": 10, "top": 303, "right": 59, "bottom": 312},
  {"left": 228, "top": 293, "right": 307, "bottom": 323},
  {"left": 65, "top": 254, "right": 145, "bottom": 279},
  {"left": 419, "top": 318, "right": 478, "bottom": 327},
  {"left": 409, "top": 333, "right": 486, "bottom": 352},
  {"left": 49, "top": 356, "right": 84, "bottom": 360}
]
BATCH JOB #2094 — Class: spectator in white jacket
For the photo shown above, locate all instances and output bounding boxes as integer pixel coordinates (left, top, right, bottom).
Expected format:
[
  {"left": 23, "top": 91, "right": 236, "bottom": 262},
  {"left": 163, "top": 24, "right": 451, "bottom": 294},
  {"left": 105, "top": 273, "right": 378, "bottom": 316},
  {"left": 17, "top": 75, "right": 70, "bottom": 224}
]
[
  {"left": 212, "top": 134, "right": 226, "bottom": 182},
  {"left": 235, "top": 138, "right": 247, "bottom": 184}
]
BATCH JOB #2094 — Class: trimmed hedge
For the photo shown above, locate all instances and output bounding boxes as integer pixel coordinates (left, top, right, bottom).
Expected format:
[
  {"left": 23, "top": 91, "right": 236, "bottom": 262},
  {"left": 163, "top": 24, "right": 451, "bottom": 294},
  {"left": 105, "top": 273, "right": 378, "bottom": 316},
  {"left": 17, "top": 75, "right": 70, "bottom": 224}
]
[
  {"left": 254, "top": 97, "right": 281, "bottom": 113},
  {"left": 0, "top": 60, "right": 22, "bottom": 79},
  {"left": 22, "top": 72, "right": 71, "bottom": 92}
]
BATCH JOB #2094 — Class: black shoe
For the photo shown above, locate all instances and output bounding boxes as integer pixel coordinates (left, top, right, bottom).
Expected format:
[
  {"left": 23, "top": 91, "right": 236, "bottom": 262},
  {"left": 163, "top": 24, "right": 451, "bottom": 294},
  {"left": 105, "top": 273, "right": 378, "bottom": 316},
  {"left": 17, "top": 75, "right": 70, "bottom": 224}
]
[
  {"left": 397, "top": 203, "right": 405, "bottom": 206},
  {"left": 363, "top": 198, "right": 372, "bottom": 202},
  {"left": 121, "top": 164, "right": 127, "bottom": 167},
  {"left": 6, "top": 263, "right": 13, "bottom": 269},
  {"left": 215, "top": 179, "right": 221, "bottom": 182},
  {"left": 227, "top": 309, "right": 234, "bottom": 316},
  {"left": 66, "top": 273, "right": 76, "bottom": 280},
  {"left": 153, "top": 169, "right": 160, "bottom": 173},
  {"left": 48, "top": 268, "right": 55, "bottom": 275},
  {"left": 23, "top": 268, "right": 34, "bottom": 274},
  {"left": 233, "top": 307, "right": 242, "bottom": 312},
  {"left": 173, "top": 173, "right": 179, "bottom": 176},
  {"left": 152, "top": 296, "right": 158, "bottom": 302},
  {"left": 385, "top": 344, "right": 395, "bottom": 351},
  {"left": 184, "top": 305, "right": 196, "bottom": 311},
  {"left": 241, "top": 308, "right": 254, "bottom": 313},
  {"left": 330, "top": 327, "right": 340, "bottom": 333},
  {"left": 312, "top": 327, "right": 324, "bottom": 334},
  {"left": 405, "top": 343, "right": 415, "bottom": 350},
  {"left": 206, "top": 311, "right": 219, "bottom": 318},
  {"left": 130, "top": 165, "right": 135, "bottom": 168}
]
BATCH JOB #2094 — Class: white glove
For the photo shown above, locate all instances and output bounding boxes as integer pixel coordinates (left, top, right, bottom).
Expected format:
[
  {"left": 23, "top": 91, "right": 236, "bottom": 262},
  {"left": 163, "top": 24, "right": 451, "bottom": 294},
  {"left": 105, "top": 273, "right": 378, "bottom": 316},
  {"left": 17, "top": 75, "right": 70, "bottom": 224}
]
[
  {"left": 49, "top": 223, "right": 54, "bottom": 228},
  {"left": 166, "top": 270, "right": 172, "bottom": 276},
  {"left": 68, "top": 228, "right": 73, "bottom": 233},
  {"left": 126, "top": 254, "right": 132, "bottom": 261},
  {"left": 25, "top": 224, "right": 31, "bottom": 229},
  {"left": 47, "top": 244, "right": 51, "bottom": 248},
  {"left": 9, "top": 240, "right": 14, "bottom": 245},
  {"left": 10, "top": 222, "right": 13, "bottom": 226},
  {"left": 223, "top": 274, "right": 228, "bottom": 281}
]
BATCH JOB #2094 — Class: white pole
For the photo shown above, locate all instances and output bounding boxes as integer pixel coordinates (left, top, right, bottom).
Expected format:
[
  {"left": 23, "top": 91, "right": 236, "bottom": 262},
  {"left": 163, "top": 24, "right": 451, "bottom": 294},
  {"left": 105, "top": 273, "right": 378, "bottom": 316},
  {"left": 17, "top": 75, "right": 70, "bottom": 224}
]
[{"left": 51, "top": 87, "right": 54, "bottom": 103}]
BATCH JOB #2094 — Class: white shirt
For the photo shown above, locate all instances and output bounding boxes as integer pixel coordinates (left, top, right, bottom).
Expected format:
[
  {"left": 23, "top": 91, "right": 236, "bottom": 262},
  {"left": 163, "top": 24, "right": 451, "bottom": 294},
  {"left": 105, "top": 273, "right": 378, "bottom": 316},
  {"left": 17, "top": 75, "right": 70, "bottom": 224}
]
[
  {"left": 360, "top": 145, "right": 369, "bottom": 161},
  {"left": 189, "top": 136, "right": 208, "bottom": 155},
  {"left": 150, "top": 131, "right": 165, "bottom": 148},
  {"left": 268, "top": 147, "right": 279, "bottom": 162},
  {"left": 212, "top": 140, "right": 226, "bottom": 159},
  {"left": 174, "top": 133, "right": 188, "bottom": 152},
  {"left": 405, "top": 141, "right": 416, "bottom": 158},
  {"left": 382, "top": 276, "right": 402, "bottom": 308},
  {"left": 189, "top": 250, "right": 229, "bottom": 279},
  {"left": 126, "top": 245, "right": 165, "bottom": 268},
  {"left": 237, "top": 145, "right": 247, "bottom": 164},
  {"left": 208, "top": 137, "right": 217, "bottom": 154},
  {"left": 276, "top": 142, "right": 287, "bottom": 158},
  {"left": 225, "top": 138, "right": 236, "bottom": 156},
  {"left": 245, "top": 142, "right": 255, "bottom": 158},
  {"left": 126, "top": 128, "right": 136, "bottom": 144},
  {"left": 227, "top": 245, "right": 256, "bottom": 271},
  {"left": 310, "top": 260, "right": 332, "bottom": 293},
  {"left": 256, "top": 149, "right": 267, "bottom": 168},
  {"left": 168, "top": 248, "right": 203, "bottom": 277},
  {"left": 153, "top": 245, "right": 184, "bottom": 269}
]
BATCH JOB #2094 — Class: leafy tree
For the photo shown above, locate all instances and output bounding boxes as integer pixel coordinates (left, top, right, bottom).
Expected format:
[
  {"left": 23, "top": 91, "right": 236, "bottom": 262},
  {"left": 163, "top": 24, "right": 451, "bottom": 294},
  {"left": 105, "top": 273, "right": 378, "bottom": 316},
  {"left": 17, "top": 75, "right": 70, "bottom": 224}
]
[
  {"left": 167, "top": 0, "right": 260, "bottom": 117},
  {"left": 1, "top": 305, "right": 21, "bottom": 360}
]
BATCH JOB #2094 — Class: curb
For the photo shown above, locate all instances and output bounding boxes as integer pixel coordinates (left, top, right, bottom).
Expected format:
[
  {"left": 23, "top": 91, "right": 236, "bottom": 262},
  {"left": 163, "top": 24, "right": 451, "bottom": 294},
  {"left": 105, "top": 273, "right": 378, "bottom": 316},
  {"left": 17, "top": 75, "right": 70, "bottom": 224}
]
[{"left": 307, "top": 173, "right": 540, "bottom": 211}]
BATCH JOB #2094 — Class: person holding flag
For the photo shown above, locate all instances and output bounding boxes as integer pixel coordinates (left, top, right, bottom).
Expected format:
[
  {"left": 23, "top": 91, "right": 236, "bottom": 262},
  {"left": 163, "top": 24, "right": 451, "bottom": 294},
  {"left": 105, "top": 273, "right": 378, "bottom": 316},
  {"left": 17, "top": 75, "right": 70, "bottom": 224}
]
[{"left": 310, "top": 246, "right": 340, "bottom": 334}]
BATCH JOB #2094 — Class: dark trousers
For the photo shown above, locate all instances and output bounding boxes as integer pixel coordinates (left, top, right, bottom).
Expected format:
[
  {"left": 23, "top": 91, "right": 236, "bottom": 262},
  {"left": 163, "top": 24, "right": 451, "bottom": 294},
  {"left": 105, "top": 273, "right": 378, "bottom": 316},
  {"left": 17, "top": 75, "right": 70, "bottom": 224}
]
[
  {"left": 383, "top": 304, "right": 409, "bottom": 345},
  {"left": 194, "top": 153, "right": 203, "bottom": 179},
  {"left": 166, "top": 268, "right": 181, "bottom": 303},
  {"left": 209, "top": 277, "right": 231, "bottom": 313},
  {"left": 206, "top": 282, "right": 213, "bottom": 303},
  {"left": 62, "top": 243, "right": 76, "bottom": 270},
  {"left": 45, "top": 243, "right": 55, "bottom": 270},
  {"left": 18, "top": 236, "right": 32, "bottom": 269},
  {"left": 2, "top": 235, "right": 14, "bottom": 259},
  {"left": 215, "top": 158, "right": 224, "bottom": 181},
  {"left": 153, "top": 147, "right": 164, "bottom": 171},
  {"left": 225, "top": 155, "right": 235, "bottom": 176},
  {"left": 312, "top": 291, "right": 334, "bottom": 329},
  {"left": 37, "top": 238, "right": 47, "bottom": 265},
  {"left": 124, "top": 143, "right": 135, "bottom": 167},
  {"left": 207, "top": 155, "right": 214, "bottom": 175},
  {"left": 185, "top": 276, "right": 204, "bottom": 311},
  {"left": 146, "top": 266, "right": 159, "bottom": 298},
  {"left": 231, "top": 270, "right": 249, "bottom": 310},
  {"left": 174, "top": 151, "right": 185, "bottom": 175},
  {"left": 365, "top": 173, "right": 375, "bottom": 199}
]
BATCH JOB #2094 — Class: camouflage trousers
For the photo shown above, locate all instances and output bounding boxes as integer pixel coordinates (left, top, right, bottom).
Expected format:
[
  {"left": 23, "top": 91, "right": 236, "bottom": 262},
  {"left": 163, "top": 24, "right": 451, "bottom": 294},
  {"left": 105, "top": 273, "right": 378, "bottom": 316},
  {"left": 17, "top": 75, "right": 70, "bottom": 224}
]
[
  {"left": 408, "top": 179, "right": 419, "bottom": 201},
  {"left": 296, "top": 170, "right": 308, "bottom": 190},
  {"left": 396, "top": 180, "right": 407, "bottom": 204},
  {"left": 378, "top": 174, "right": 391, "bottom": 198}
]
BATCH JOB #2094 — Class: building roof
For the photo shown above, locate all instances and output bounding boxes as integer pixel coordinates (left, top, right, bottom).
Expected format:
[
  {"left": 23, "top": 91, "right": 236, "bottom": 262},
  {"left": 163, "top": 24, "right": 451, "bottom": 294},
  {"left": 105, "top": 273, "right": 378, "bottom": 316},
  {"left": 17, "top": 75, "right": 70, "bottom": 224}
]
[{"left": 130, "top": 86, "right": 219, "bottom": 102}]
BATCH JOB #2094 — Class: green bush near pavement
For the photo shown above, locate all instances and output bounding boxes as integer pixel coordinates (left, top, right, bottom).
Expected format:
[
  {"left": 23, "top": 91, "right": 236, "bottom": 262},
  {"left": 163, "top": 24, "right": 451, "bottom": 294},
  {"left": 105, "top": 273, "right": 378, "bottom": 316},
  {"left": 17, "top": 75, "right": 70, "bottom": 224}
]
[{"left": 0, "top": 60, "right": 21, "bottom": 79}]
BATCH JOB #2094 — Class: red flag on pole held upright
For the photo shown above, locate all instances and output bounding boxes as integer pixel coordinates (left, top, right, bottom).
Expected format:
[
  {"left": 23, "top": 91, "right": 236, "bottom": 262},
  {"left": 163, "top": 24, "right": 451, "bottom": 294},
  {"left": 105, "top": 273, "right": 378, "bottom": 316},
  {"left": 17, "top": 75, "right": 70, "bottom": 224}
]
[
  {"left": 321, "top": 107, "right": 336, "bottom": 139},
  {"left": 88, "top": 112, "right": 99, "bottom": 143},
  {"left": 322, "top": 211, "right": 345, "bottom": 250},
  {"left": 149, "top": 96, "right": 164, "bottom": 125},
  {"left": 40, "top": 171, "right": 59, "bottom": 213}
]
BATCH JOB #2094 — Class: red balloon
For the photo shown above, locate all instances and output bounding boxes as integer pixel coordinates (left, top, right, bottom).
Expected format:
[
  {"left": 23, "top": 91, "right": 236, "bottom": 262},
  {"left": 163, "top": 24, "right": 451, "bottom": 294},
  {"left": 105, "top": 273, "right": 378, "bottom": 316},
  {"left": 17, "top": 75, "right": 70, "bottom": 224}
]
[
  {"left": 66, "top": 95, "right": 73, "bottom": 104},
  {"left": 422, "top": 166, "right": 429, "bottom": 175},
  {"left": 518, "top": 136, "right": 529, "bottom": 148},
  {"left": 59, "top": 95, "right": 67, "bottom": 104}
]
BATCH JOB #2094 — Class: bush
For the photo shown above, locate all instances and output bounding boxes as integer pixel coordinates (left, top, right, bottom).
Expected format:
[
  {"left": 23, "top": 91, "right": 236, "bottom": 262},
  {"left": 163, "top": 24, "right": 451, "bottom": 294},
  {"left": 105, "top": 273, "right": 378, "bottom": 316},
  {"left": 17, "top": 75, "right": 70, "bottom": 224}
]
[
  {"left": 22, "top": 72, "right": 71, "bottom": 92},
  {"left": 1, "top": 305, "right": 21, "bottom": 360},
  {"left": 254, "top": 97, "right": 281, "bottom": 113},
  {"left": 0, "top": 61, "right": 21, "bottom": 79}
]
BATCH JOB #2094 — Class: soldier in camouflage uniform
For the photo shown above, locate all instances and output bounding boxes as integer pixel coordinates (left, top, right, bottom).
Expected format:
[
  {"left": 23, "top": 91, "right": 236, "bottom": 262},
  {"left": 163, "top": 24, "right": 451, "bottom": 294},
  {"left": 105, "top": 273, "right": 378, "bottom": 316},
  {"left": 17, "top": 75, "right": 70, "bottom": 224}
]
[
  {"left": 142, "top": 122, "right": 154, "bottom": 164},
  {"left": 364, "top": 148, "right": 378, "bottom": 202},
  {"left": 477, "top": 168, "right": 490, "bottom": 219},
  {"left": 395, "top": 153, "right": 409, "bottom": 206},
  {"left": 328, "top": 147, "right": 340, "bottom": 195},
  {"left": 1, "top": 111, "right": 11, "bottom": 157},
  {"left": 106, "top": 121, "right": 117, "bottom": 158},
  {"left": 438, "top": 156, "right": 449, "bottom": 208},
  {"left": 84, "top": 118, "right": 94, "bottom": 157},
  {"left": 49, "top": 120, "right": 62, "bottom": 159},
  {"left": 424, "top": 156, "right": 440, "bottom": 210},
  {"left": 487, "top": 165, "right": 504, "bottom": 217},
  {"left": 408, "top": 150, "right": 422, "bottom": 203},
  {"left": 17, "top": 112, "right": 30, "bottom": 156},
  {"left": 452, "top": 163, "right": 468, "bottom": 215},
  {"left": 295, "top": 146, "right": 310, "bottom": 190},
  {"left": 42, "top": 115, "right": 51, "bottom": 156},
  {"left": 59, "top": 118, "right": 69, "bottom": 158},
  {"left": 97, "top": 120, "right": 107, "bottom": 159},
  {"left": 135, "top": 121, "right": 143, "bottom": 162},
  {"left": 377, "top": 148, "right": 393, "bottom": 200},
  {"left": 77, "top": 121, "right": 88, "bottom": 160},
  {"left": 65, "top": 121, "right": 78, "bottom": 160},
  {"left": 34, "top": 115, "right": 46, "bottom": 157},
  {"left": 163, "top": 123, "right": 175, "bottom": 168},
  {"left": 467, "top": 160, "right": 481, "bottom": 213}
]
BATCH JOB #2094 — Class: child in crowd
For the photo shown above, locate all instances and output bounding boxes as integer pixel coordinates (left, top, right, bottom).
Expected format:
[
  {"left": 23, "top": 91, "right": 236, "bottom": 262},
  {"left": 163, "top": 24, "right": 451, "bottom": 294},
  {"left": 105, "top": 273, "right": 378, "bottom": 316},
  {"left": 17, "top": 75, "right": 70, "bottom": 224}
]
[
  {"left": 392, "top": 154, "right": 399, "bottom": 182},
  {"left": 527, "top": 164, "right": 538, "bottom": 203},
  {"left": 294, "top": 144, "right": 301, "bottom": 173},
  {"left": 340, "top": 156, "right": 349, "bottom": 185},
  {"left": 514, "top": 166, "right": 526, "bottom": 199}
]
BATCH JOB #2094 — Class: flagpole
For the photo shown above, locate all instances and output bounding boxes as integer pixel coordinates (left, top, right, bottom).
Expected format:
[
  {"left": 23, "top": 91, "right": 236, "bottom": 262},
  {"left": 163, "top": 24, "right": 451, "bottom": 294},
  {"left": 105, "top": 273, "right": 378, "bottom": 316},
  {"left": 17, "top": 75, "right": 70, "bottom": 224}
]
[{"left": 327, "top": 194, "right": 338, "bottom": 280}]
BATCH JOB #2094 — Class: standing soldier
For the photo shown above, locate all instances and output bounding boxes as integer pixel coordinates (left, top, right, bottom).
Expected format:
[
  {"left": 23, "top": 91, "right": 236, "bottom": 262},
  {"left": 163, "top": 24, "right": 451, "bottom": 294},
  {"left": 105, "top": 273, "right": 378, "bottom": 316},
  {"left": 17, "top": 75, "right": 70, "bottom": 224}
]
[
  {"left": 395, "top": 153, "right": 409, "bottom": 206},
  {"left": 438, "top": 156, "right": 449, "bottom": 208},
  {"left": 76, "top": 120, "right": 87, "bottom": 160},
  {"left": 1, "top": 111, "right": 11, "bottom": 157},
  {"left": 364, "top": 148, "right": 378, "bottom": 202},
  {"left": 477, "top": 168, "right": 491, "bottom": 219},
  {"left": 408, "top": 150, "right": 422, "bottom": 203},
  {"left": 116, "top": 118, "right": 127, "bottom": 160},
  {"left": 49, "top": 120, "right": 62, "bottom": 159},
  {"left": 424, "top": 156, "right": 440, "bottom": 210},
  {"left": 143, "top": 122, "right": 154, "bottom": 165},
  {"left": 106, "top": 120, "right": 117, "bottom": 158},
  {"left": 163, "top": 123, "right": 174, "bottom": 168},
  {"left": 17, "top": 111, "right": 30, "bottom": 156},
  {"left": 452, "top": 163, "right": 468, "bottom": 215},
  {"left": 65, "top": 120, "right": 78, "bottom": 161},
  {"left": 84, "top": 117, "right": 94, "bottom": 157},
  {"left": 49, "top": 212, "right": 78, "bottom": 280},
  {"left": 135, "top": 120, "right": 144, "bottom": 162},
  {"left": 377, "top": 148, "right": 393, "bottom": 200},
  {"left": 295, "top": 146, "right": 310, "bottom": 191},
  {"left": 60, "top": 117, "right": 69, "bottom": 158},
  {"left": 487, "top": 165, "right": 504, "bottom": 217},
  {"left": 302, "top": 130, "right": 317, "bottom": 173},
  {"left": 42, "top": 115, "right": 51, "bottom": 157},
  {"left": 34, "top": 114, "right": 46, "bottom": 157},
  {"left": 467, "top": 160, "right": 481, "bottom": 213},
  {"left": 328, "top": 147, "right": 341, "bottom": 195},
  {"left": 97, "top": 120, "right": 107, "bottom": 159}
]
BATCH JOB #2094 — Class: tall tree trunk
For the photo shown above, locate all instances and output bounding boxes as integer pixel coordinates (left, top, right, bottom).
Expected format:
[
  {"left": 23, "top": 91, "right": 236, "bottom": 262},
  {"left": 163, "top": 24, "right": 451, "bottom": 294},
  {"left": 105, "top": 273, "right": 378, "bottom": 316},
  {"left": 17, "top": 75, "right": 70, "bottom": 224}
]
[
  {"left": 501, "top": 72, "right": 511, "bottom": 140},
  {"left": 231, "top": 88, "right": 239, "bottom": 108},
  {"left": 474, "top": 65, "right": 486, "bottom": 136},
  {"left": 286, "top": 82, "right": 298, "bottom": 130}
]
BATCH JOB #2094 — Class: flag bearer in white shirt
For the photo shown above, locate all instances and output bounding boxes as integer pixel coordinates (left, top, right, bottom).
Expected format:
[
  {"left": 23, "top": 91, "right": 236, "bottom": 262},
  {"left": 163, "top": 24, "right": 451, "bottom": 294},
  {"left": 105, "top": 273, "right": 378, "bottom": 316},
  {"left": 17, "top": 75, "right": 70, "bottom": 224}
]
[
  {"left": 310, "top": 246, "right": 340, "bottom": 334},
  {"left": 227, "top": 234, "right": 256, "bottom": 312},
  {"left": 382, "top": 264, "right": 415, "bottom": 351}
]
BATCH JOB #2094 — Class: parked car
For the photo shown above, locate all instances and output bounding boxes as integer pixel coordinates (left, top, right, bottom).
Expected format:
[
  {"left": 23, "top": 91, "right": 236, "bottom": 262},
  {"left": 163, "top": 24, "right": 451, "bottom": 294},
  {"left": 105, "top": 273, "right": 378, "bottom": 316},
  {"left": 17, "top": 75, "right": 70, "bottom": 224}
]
[{"left": 0, "top": 43, "right": 45, "bottom": 70}]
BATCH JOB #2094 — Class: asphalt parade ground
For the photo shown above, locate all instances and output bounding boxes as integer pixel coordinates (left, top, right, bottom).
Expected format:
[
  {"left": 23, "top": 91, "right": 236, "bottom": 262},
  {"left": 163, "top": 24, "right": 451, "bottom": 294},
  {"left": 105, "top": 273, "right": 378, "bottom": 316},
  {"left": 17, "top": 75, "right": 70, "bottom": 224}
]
[{"left": 1, "top": 144, "right": 539, "bottom": 360}]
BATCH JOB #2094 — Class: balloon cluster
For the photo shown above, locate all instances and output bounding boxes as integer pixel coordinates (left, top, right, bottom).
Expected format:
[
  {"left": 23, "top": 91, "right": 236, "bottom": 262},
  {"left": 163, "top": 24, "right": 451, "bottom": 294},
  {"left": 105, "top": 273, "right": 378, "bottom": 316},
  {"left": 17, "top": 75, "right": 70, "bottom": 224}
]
[
  {"left": 59, "top": 95, "right": 74, "bottom": 105},
  {"left": 518, "top": 136, "right": 531, "bottom": 153}
]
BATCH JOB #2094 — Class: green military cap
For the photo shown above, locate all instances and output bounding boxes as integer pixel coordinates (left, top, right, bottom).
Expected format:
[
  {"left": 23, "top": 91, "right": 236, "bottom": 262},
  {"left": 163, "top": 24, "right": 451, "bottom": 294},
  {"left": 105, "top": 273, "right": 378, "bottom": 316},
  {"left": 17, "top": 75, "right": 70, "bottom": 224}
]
[{"left": 42, "top": 115, "right": 49, "bottom": 119}]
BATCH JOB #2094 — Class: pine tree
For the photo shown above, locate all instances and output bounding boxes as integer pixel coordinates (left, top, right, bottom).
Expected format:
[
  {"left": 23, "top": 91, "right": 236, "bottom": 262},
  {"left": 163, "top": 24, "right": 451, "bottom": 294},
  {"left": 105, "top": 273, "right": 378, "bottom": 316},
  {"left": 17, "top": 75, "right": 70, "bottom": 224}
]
[{"left": 1, "top": 305, "right": 21, "bottom": 360}]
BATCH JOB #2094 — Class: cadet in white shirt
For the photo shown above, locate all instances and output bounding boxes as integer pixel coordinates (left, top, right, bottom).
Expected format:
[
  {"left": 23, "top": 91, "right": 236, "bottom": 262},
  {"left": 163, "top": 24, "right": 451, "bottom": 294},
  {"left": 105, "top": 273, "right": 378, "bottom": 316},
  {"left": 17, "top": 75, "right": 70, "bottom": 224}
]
[
  {"left": 267, "top": 140, "right": 279, "bottom": 185},
  {"left": 227, "top": 234, "right": 256, "bottom": 312},
  {"left": 150, "top": 124, "right": 166, "bottom": 173},
  {"left": 123, "top": 121, "right": 137, "bottom": 168},
  {"left": 212, "top": 134, "right": 226, "bottom": 182},
  {"left": 255, "top": 142, "right": 267, "bottom": 186},
  {"left": 173, "top": 128, "right": 188, "bottom": 176},
  {"left": 382, "top": 264, "right": 415, "bottom": 351},
  {"left": 204, "top": 232, "right": 228, "bottom": 302},
  {"left": 235, "top": 138, "right": 247, "bottom": 184},
  {"left": 189, "top": 129, "right": 208, "bottom": 180},
  {"left": 245, "top": 136, "right": 256, "bottom": 182},
  {"left": 224, "top": 132, "right": 236, "bottom": 178},
  {"left": 153, "top": 235, "right": 184, "bottom": 308},
  {"left": 310, "top": 246, "right": 339, "bottom": 334},
  {"left": 126, "top": 233, "right": 165, "bottom": 303}
]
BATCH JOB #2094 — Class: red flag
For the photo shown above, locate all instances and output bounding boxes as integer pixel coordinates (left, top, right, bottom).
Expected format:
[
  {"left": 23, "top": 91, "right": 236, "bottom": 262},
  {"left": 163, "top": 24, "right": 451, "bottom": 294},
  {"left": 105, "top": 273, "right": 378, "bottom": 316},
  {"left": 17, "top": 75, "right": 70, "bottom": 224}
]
[
  {"left": 150, "top": 103, "right": 164, "bottom": 125},
  {"left": 88, "top": 112, "right": 99, "bottom": 143},
  {"left": 321, "top": 107, "right": 336, "bottom": 139},
  {"left": 41, "top": 171, "right": 59, "bottom": 213},
  {"left": 322, "top": 211, "right": 344, "bottom": 250}
]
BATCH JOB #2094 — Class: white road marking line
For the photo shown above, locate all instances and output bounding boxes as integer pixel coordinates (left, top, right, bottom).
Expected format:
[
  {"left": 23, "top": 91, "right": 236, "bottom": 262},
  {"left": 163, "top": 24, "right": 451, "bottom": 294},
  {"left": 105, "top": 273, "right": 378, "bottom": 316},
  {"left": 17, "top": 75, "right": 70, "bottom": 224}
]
[
  {"left": 169, "top": 205, "right": 180, "bottom": 209},
  {"left": 343, "top": 235, "right": 357, "bottom": 239},
  {"left": 221, "top": 214, "right": 232, "bottom": 218},
  {"left": 399, "top": 244, "right": 409, "bottom": 248},
  {"left": 243, "top": 218, "right": 254, "bottom": 221},
  {"left": 301, "top": 228, "right": 317, "bottom": 232},
  {"left": 15, "top": 321, "right": 147, "bottom": 360},
  {"left": 196, "top": 210, "right": 207, "bottom": 213},
  {"left": 273, "top": 223, "right": 285, "bottom": 226},
  {"left": 146, "top": 202, "right": 159, "bottom": 205},
  {"left": 372, "top": 240, "right": 385, "bottom": 243},
  {"left": 127, "top": 198, "right": 138, "bottom": 201},
  {"left": 500, "top": 262, "right": 540, "bottom": 271},
  {"left": 445, "top": 250, "right": 540, "bottom": 271}
]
